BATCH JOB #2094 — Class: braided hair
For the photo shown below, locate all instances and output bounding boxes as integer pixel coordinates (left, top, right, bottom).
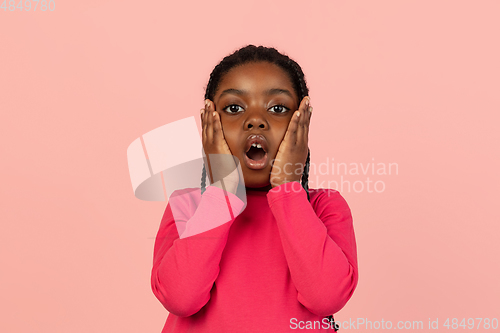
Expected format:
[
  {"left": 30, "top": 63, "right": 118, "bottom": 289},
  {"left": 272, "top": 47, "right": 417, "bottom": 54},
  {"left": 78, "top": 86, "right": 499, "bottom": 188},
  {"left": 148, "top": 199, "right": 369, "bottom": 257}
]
[
  {"left": 200, "top": 45, "right": 338, "bottom": 331},
  {"left": 201, "top": 45, "right": 312, "bottom": 199}
]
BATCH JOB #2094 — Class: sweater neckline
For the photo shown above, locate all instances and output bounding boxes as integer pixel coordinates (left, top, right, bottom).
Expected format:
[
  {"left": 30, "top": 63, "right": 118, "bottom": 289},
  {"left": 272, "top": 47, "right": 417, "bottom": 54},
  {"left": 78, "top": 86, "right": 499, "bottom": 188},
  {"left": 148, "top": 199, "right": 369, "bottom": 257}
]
[{"left": 245, "top": 187, "right": 270, "bottom": 196}]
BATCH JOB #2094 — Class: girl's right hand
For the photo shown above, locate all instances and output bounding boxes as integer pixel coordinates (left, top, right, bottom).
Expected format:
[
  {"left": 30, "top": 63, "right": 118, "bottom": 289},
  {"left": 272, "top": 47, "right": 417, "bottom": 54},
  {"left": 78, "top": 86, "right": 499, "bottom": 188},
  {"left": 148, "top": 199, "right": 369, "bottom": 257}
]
[
  {"left": 201, "top": 99, "right": 232, "bottom": 157},
  {"left": 201, "top": 99, "right": 240, "bottom": 193}
]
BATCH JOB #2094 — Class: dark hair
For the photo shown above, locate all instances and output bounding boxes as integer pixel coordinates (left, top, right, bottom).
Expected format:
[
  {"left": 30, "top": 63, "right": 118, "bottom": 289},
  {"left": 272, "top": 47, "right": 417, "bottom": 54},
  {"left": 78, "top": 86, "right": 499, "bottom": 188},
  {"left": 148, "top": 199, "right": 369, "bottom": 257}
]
[
  {"left": 200, "top": 45, "right": 337, "bottom": 330},
  {"left": 201, "top": 45, "right": 313, "bottom": 199}
]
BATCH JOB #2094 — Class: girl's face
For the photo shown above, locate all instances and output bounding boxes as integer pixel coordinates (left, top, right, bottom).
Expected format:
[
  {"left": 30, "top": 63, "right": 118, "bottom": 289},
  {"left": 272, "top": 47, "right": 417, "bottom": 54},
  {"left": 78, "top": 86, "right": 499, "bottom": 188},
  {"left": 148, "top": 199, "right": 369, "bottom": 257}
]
[{"left": 212, "top": 61, "right": 299, "bottom": 190}]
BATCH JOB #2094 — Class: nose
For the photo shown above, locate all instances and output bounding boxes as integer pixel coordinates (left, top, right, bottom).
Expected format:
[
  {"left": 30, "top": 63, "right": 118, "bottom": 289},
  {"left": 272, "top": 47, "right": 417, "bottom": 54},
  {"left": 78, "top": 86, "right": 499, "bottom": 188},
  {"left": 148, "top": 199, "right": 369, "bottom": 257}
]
[{"left": 243, "top": 108, "right": 268, "bottom": 130}]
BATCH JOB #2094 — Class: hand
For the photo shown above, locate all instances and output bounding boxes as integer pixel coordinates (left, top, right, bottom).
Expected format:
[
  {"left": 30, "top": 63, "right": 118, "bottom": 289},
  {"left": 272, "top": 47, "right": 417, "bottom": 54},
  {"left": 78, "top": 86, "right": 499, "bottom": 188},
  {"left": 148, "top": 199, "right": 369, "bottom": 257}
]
[
  {"left": 270, "top": 96, "right": 312, "bottom": 188},
  {"left": 201, "top": 99, "right": 240, "bottom": 193}
]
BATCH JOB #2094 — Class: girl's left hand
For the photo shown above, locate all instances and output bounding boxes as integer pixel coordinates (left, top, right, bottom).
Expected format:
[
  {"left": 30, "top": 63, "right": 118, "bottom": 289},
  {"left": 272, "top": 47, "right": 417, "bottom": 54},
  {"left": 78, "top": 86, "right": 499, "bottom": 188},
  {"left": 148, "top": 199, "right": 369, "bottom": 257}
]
[{"left": 270, "top": 96, "right": 312, "bottom": 188}]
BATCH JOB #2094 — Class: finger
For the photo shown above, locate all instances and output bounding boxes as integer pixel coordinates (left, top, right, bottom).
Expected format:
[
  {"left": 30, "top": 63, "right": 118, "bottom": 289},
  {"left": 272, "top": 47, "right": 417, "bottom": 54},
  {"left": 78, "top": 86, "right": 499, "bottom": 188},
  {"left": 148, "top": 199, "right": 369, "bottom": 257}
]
[
  {"left": 302, "top": 97, "right": 312, "bottom": 131},
  {"left": 295, "top": 97, "right": 308, "bottom": 141},
  {"left": 301, "top": 96, "right": 310, "bottom": 111},
  {"left": 301, "top": 115, "right": 310, "bottom": 148},
  {"left": 203, "top": 101, "right": 210, "bottom": 143},
  {"left": 296, "top": 112, "right": 304, "bottom": 146},
  {"left": 304, "top": 98, "right": 312, "bottom": 140},
  {"left": 304, "top": 96, "right": 312, "bottom": 126},
  {"left": 299, "top": 96, "right": 310, "bottom": 128},
  {"left": 201, "top": 108, "right": 206, "bottom": 142},
  {"left": 214, "top": 112, "right": 232, "bottom": 157},
  {"left": 304, "top": 105, "right": 312, "bottom": 145},
  {"left": 295, "top": 97, "right": 309, "bottom": 144},
  {"left": 284, "top": 109, "right": 300, "bottom": 146},
  {"left": 306, "top": 105, "right": 312, "bottom": 133},
  {"left": 213, "top": 110, "right": 224, "bottom": 142},
  {"left": 206, "top": 100, "right": 215, "bottom": 145}
]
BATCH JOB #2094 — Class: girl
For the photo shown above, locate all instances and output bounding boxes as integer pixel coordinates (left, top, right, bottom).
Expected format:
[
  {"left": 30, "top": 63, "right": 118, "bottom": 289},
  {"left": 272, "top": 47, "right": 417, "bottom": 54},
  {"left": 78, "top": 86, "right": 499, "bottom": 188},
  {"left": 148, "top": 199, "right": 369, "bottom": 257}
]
[{"left": 151, "top": 45, "right": 358, "bottom": 332}]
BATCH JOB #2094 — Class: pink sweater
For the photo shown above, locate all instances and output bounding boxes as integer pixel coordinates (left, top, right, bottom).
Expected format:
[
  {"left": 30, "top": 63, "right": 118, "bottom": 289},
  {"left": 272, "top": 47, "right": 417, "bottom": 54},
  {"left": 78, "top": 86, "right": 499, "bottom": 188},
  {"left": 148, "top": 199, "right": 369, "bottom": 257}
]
[{"left": 151, "top": 181, "right": 358, "bottom": 332}]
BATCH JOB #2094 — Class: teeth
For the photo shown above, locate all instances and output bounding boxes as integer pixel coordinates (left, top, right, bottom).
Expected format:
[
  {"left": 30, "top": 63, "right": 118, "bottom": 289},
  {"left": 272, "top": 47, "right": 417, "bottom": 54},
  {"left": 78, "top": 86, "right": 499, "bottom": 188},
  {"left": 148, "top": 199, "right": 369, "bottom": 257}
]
[
  {"left": 251, "top": 143, "right": 263, "bottom": 149},
  {"left": 256, "top": 143, "right": 262, "bottom": 149}
]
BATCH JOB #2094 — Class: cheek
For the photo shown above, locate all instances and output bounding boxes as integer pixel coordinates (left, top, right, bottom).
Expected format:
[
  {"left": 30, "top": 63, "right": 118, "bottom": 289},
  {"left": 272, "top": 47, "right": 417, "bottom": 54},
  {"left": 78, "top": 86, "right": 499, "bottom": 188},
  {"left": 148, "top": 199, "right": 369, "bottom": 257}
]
[
  {"left": 274, "top": 122, "right": 290, "bottom": 142},
  {"left": 219, "top": 123, "right": 239, "bottom": 152}
]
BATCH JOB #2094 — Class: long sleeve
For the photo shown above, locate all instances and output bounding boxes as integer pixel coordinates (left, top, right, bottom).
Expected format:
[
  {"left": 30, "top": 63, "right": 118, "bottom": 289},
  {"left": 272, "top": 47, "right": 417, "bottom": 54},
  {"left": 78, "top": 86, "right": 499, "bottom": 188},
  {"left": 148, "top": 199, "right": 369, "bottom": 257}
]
[
  {"left": 267, "top": 181, "right": 358, "bottom": 317},
  {"left": 151, "top": 186, "right": 245, "bottom": 317}
]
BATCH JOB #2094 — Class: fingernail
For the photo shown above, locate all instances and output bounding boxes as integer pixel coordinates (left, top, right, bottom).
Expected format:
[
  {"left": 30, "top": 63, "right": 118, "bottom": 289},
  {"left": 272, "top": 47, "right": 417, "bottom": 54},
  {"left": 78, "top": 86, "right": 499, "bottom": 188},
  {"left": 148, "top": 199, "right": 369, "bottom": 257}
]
[
  {"left": 205, "top": 99, "right": 210, "bottom": 107},
  {"left": 213, "top": 111, "right": 217, "bottom": 116},
  {"left": 200, "top": 108, "right": 204, "bottom": 114},
  {"left": 297, "top": 111, "right": 301, "bottom": 117},
  {"left": 309, "top": 106, "right": 313, "bottom": 113}
]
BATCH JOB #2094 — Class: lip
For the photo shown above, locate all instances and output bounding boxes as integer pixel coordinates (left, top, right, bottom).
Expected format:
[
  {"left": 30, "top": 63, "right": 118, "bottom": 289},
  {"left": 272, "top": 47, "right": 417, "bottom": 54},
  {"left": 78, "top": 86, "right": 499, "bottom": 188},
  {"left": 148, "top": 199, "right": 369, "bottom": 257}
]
[
  {"left": 244, "top": 134, "right": 269, "bottom": 153},
  {"left": 243, "top": 134, "right": 269, "bottom": 170}
]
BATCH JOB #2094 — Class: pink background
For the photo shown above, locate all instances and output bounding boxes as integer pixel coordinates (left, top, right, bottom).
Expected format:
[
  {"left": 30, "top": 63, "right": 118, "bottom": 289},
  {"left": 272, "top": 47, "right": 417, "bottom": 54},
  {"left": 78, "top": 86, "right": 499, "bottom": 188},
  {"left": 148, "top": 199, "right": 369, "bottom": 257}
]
[{"left": 1, "top": 1, "right": 499, "bottom": 332}]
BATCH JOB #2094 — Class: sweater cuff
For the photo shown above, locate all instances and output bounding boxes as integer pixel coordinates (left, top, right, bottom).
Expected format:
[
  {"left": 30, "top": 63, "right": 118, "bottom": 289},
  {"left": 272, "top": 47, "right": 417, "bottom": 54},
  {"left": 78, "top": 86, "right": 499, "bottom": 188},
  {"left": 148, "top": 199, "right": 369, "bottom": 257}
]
[{"left": 267, "top": 181, "right": 307, "bottom": 205}]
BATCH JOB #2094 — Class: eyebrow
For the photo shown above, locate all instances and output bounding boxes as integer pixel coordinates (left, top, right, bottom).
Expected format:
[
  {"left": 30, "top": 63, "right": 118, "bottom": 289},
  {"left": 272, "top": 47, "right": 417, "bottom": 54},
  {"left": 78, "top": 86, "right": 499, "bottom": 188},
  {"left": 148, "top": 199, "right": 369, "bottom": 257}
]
[
  {"left": 218, "top": 88, "right": 294, "bottom": 99},
  {"left": 266, "top": 88, "right": 294, "bottom": 98}
]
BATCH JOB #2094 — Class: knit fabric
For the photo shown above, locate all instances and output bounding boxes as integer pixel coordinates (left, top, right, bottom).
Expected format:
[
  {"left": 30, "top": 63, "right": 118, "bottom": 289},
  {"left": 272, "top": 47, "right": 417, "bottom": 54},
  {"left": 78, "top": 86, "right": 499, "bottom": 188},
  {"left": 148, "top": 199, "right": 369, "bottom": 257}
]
[{"left": 151, "top": 181, "right": 358, "bottom": 332}]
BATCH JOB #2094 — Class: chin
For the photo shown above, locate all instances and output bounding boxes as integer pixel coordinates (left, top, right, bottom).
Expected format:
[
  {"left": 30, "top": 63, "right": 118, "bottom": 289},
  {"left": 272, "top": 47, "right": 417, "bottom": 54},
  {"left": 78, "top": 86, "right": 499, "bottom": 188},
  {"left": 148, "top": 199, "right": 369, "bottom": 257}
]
[{"left": 241, "top": 166, "right": 271, "bottom": 187}]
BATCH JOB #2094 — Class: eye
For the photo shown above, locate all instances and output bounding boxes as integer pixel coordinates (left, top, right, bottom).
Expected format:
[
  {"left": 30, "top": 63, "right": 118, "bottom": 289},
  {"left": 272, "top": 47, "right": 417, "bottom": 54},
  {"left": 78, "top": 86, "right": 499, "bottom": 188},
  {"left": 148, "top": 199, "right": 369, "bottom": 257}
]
[
  {"left": 269, "top": 104, "right": 290, "bottom": 114},
  {"left": 223, "top": 104, "right": 244, "bottom": 114}
]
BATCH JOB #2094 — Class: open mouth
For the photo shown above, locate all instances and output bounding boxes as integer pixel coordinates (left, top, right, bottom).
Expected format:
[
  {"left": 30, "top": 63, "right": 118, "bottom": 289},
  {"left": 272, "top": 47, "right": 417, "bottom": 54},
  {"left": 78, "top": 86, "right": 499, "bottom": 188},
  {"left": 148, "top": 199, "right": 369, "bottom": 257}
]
[
  {"left": 246, "top": 143, "right": 267, "bottom": 160},
  {"left": 244, "top": 135, "right": 269, "bottom": 170}
]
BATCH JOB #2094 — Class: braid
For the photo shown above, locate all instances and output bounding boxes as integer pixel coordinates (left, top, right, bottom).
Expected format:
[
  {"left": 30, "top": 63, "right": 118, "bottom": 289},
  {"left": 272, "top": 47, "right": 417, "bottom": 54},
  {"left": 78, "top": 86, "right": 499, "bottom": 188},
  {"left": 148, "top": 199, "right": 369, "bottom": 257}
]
[
  {"left": 287, "top": 58, "right": 308, "bottom": 105},
  {"left": 327, "top": 315, "right": 340, "bottom": 331},
  {"left": 201, "top": 164, "right": 207, "bottom": 195},
  {"left": 301, "top": 149, "right": 311, "bottom": 202}
]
